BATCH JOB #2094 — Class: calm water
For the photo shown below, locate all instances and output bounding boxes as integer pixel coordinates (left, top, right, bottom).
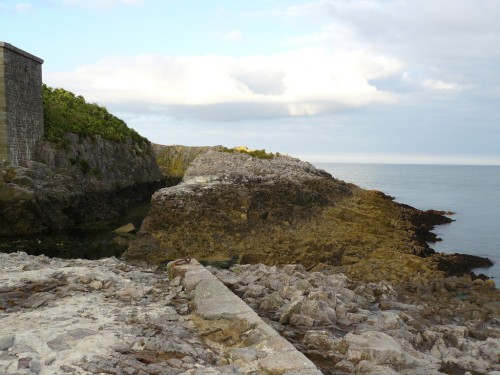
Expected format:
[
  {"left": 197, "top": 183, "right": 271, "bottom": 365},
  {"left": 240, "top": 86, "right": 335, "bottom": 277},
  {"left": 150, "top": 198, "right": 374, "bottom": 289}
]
[{"left": 315, "top": 163, "right": 500, "bottom": 281}]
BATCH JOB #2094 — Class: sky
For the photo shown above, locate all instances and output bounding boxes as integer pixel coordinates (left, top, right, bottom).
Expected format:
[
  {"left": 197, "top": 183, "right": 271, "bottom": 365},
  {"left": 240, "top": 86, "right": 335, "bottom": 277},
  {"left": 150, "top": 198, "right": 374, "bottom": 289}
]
[{"left": 1, "top": 0, "right": 499, "bottom": 164}]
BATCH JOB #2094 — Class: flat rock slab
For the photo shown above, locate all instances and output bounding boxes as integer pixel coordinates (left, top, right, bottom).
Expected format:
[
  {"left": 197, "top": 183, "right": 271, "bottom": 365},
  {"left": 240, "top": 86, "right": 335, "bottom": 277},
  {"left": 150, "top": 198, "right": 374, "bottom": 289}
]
[{"left": 0, "top": 252, "right": 262, "bottom": 375}]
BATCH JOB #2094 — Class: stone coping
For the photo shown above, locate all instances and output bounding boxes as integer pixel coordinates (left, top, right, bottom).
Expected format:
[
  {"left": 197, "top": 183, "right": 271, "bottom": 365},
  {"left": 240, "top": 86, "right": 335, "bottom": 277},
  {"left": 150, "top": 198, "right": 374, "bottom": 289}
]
[
  {"left": 0, "top": 42, "right": 44, "bottom": 64},
  {"left": 169, "top": 259, "right": 322, "bottom": 375}
]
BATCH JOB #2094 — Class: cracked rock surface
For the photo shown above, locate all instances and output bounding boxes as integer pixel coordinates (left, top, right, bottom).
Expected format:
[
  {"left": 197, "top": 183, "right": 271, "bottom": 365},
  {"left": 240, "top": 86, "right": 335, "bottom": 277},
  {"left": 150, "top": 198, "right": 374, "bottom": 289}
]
[{"left": 0, "top": 252, "right": 236, "bottom": 375}]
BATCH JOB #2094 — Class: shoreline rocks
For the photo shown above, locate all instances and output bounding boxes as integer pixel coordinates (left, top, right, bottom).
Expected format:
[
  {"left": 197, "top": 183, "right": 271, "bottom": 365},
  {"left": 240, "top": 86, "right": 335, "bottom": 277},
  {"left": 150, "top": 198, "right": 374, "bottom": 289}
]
[
  {"left": 211, "top": 263, "right": 500, "bottom": 375},
  {"left": 2, "top": 252, "right": 497, "bottom": 375}
]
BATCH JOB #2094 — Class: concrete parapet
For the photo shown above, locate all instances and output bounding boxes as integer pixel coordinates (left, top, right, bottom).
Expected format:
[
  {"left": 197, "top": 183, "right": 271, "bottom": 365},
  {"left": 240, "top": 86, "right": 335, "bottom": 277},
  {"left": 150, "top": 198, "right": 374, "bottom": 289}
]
[{"left": 169, "top": 259, "right": 322, "bottom": 375}]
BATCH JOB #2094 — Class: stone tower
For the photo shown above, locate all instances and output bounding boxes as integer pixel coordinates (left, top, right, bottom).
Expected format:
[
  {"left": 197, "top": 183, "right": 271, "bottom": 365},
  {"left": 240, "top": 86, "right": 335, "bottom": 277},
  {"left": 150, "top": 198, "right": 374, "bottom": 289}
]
[{"left": 0, "top": 42, "right": 44, "bottom": 166}]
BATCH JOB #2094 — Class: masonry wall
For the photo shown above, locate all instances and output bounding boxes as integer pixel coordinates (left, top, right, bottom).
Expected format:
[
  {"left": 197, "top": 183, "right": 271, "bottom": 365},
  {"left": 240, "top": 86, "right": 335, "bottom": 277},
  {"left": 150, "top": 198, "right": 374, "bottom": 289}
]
[{"left": 0, "top": 42, "right": 44, "bottom": 165}]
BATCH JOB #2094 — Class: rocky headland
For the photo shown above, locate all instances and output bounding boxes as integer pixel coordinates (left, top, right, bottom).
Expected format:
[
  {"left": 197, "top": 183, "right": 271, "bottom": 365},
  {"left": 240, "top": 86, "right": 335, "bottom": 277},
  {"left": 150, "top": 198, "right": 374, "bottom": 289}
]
[
  {"left": 0, "top": 133, "right": 164, "bottom": 236},
  {"left": 125, "top": 150, "right": 491, "bottom": 285}
]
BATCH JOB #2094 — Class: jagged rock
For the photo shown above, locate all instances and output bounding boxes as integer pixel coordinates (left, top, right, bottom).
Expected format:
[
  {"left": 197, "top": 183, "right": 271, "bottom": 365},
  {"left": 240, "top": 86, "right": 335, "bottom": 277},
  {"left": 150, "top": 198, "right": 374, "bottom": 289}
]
[
  {"left": 259, "top": 291, "right": 285, "bottom": 313},
  {"left": 279, "top": 300, "right": 303, "bottom": 324},
  {"left": 300, "top": 299, "right": 336, "bottom": 326}
]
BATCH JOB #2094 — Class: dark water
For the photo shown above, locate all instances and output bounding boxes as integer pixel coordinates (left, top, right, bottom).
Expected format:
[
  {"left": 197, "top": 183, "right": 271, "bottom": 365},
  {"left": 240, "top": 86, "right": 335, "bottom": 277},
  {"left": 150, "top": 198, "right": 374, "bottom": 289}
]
[
  {"left": 0, "top": 202, "right": 150, "bottom": 259},
  {"left": 315, "top": 163, "right": 500, "bottom": 281}
]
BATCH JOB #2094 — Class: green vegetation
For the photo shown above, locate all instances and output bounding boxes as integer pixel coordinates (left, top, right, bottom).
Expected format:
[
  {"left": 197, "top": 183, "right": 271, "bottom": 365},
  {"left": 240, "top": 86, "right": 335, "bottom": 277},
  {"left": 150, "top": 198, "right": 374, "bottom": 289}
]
[
  {"left": 221, "top": 146, "right": 276, "bottom": 159},
  {"left": 42, "top": 85, "right": 148, "bottom": 146}
]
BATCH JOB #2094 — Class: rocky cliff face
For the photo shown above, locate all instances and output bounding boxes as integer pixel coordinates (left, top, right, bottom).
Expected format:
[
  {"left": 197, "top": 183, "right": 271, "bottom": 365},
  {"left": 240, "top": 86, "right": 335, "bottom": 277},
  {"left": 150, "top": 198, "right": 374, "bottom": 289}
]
[
  {"left": 0, "top": 133, "right": 164, "bottom": 236},
  {"left": 124, "top": 151, "right": 473, "bottom": 284}
]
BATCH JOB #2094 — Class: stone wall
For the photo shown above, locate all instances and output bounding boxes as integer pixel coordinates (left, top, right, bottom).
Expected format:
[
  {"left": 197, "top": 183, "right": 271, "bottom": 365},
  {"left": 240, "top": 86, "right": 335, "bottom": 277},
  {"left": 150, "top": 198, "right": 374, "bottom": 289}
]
[{"left": 0, "top": 42, "right": 44, "bottom": 166}]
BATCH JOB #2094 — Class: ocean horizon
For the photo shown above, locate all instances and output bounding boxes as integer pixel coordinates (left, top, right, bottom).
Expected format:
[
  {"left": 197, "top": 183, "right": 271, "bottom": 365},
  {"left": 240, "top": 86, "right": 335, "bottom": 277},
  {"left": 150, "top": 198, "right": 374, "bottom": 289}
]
[{"left": 314, "top": 163, "right": 500, "bottom": 281}]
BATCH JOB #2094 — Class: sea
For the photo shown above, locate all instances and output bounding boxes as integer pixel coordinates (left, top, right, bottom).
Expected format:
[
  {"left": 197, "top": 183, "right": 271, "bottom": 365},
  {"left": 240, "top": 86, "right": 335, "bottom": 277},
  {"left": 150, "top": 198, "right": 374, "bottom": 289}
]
[{"left": 314, "top": 163, "right": 500, "bottom": 281}]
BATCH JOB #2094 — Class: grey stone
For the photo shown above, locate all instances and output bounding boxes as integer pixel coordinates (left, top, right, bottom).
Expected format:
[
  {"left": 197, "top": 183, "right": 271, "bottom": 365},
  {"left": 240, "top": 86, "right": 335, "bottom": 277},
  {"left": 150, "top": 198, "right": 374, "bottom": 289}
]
[
  {"left": 123, "top": 367, "right": 136, "bottom": 375},
  {"left": 243, "top": 284, "right": 266, "bottom": 298},
  {"left": 289, "top": 314, "right": 315, "bottom": 327},
  {"left": 353, "top": 360, "right": 401, "bottom": 375},
  {"left": 227, "top": 348, "right": 258, "bottom": 362},
  {"left": 89, "top": 280, "right": 104, "bottom": 290},
  {"left": 0, "top": 335, "right": 14, "bottom": 350},
  {"left": 279, "top": 300, "right": 302, "bottom": 324},
  {"left": 166, "top": 358, "right": 183, "bottom": 368},
  {"left": 18, "top": 356, "right": 32, "bottom": 369},
  {"left": 300, "top": 299, "right": 336, "bottom": 326},
  {"left": 259, "top": 291, "right": 285, "bottom": 312},
  {"left": 47, "top": 337, "right": 71, "bottom": 351},
  {"left": 67, "top": 328, "right": 97, "bottom": 339}
]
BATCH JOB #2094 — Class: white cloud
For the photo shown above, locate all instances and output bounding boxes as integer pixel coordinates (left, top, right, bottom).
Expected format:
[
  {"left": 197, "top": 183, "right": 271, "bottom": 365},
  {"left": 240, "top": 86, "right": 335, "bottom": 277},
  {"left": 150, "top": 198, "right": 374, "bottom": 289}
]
[
  {"left": 45, "top": 48, "right": 401, "bottom": 120},
  {"left": 281, "top": 0, "right": 500, "bottom": 91},
  {"left": 14, "top": 3, "right": 31, "bottom": 12},
  {"left": 423, "top": 79, "right": 461, "bottom": 92},
  {"left": 222, "top": 29, "right": 243, "bottom": 41},
  {"left": 59, "top": 0, "right": 143, "bottom": 9},
  {"left": 0, "top": 2, "right": 32, "bottom": 12}
]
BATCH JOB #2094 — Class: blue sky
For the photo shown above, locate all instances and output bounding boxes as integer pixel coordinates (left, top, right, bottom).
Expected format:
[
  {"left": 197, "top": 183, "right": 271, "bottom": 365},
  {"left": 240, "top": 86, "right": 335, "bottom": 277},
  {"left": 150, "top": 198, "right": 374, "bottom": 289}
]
[{"left": 1, "top": 0, "right": 499, "bottom": 164}]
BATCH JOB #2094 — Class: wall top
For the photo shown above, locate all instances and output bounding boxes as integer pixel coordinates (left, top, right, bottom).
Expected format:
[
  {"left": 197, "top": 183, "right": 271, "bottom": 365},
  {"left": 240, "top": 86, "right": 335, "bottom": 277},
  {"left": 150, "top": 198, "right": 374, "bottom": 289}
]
[{"left": 0, "top": 42, "right": 44, "bottom": 64}]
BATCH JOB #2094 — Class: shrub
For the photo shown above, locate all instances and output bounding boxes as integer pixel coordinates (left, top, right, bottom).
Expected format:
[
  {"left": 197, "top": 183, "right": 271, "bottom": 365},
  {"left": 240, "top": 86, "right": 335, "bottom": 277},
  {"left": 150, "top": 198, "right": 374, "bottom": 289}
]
[
  {"left": 42, "top": 85, "right": 148, "bottom": 146},
  {"left": 221, "top": 147, "right": 275, "bottom": 159}
]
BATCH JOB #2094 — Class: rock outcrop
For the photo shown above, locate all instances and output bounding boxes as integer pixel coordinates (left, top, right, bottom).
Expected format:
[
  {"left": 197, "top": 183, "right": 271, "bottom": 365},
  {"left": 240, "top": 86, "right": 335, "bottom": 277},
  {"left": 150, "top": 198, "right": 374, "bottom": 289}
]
[
  {"left": 124, "top": 151, "right": 480, "bottom": 284},
  {"left": 154, "top": 144, "right": 223, "bottom": 184},
  {"left": 0, "top": 133, "right": 164, "bottom": 236}
]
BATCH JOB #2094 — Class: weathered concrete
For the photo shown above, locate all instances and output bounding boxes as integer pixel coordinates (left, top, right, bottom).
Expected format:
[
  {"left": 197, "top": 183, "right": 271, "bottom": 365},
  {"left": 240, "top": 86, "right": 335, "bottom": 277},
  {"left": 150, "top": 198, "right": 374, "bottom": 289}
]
[
  {"left": 0, "top": 42, "right": 44, "bottom": 166},
  {"left": 170, "top": 259, "right": 322, "bottom": 375}
]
